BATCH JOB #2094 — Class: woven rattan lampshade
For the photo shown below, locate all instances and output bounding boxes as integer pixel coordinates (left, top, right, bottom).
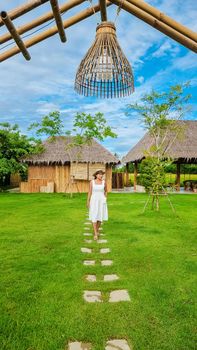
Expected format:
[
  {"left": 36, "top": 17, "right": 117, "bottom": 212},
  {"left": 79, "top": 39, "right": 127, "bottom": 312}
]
[{"left": 74, "top": 21, "right": 134, "bottom": 98}]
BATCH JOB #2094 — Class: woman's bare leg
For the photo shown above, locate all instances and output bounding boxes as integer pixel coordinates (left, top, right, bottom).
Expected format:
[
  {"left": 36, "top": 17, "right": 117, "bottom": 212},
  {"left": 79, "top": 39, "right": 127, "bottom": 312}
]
[
  {"left": 92, "top": 222, "right": 98, "bottom": 239},
  {"left": 96, "top": 221, "right": 101, "bottom": 235}
]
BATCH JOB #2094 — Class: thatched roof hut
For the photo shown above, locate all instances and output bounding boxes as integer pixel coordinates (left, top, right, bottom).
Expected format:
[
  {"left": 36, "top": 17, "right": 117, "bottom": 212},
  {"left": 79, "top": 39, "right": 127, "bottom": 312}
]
[
  {"left": 123, "top": 120, "right": 197, "bottom": 164},
  {"left": 122, "top": 120, "right": 197, "bottom": 191},
  {"left": 20, "top": 136, "right": 119, "bottom": 193}
]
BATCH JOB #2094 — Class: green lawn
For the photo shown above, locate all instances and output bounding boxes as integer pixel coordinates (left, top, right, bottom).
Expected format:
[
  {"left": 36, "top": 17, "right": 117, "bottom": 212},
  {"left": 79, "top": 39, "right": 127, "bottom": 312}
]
[{"left": 0, "top": 193, "right": 196, "bottom": 350}]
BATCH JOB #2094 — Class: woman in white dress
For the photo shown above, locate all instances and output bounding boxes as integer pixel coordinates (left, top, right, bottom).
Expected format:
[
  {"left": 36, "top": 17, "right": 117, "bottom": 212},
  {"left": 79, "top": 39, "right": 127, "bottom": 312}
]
[{"left": 87, "top": 170, "right": 108, "bottom": 240}]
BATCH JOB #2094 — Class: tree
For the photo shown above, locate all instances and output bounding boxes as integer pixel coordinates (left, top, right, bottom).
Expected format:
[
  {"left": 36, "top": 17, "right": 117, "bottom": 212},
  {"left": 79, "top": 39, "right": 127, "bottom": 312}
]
[
  {"left": 28, "top": 110, "right": 64, "bottom": 138},
  {"left": 29, "top": 111, "right": 117, "bottom": 196},
  {"left": 127, "top": 82, "right": 191, "bottom": 211},
  {"left": 0, "top": 122, "right": 42, "bottom": 187}
]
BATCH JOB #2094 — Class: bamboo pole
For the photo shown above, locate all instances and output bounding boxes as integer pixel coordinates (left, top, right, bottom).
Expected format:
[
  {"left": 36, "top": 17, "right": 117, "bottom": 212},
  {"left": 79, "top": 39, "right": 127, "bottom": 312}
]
[
  {"left": 134, "top": 161, "right": 138, "bottom": 191},
  {"left": 0, "top": 0, "right": 85, "bottom": 45},
  {"left": 49, "top": 0, "right": 66, "bottom": 42},
  {"left": 126, "top": 0, "right": 197, "bottom": 43},
  {"left": 0, "top": 2, "right": 112, "bottom": 62},
  {"left": 99, "top": 0, "right": 107, "bottom": 21},
  {"left": 110, "top": 0, "right": 197, "bottom": 53},
  {"left": 0, "top": 11, "right": 31, "bottom": 61},
  {"left": 0, "top": 0, "right": 49, "bottom": 28}
]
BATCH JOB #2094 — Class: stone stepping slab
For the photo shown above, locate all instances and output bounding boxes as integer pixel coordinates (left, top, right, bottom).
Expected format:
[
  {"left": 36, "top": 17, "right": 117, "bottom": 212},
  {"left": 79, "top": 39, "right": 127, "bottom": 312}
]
[
  {"left": 97, "top": 239, "right": 108, "bottom": 243},
  {"left": 68, "top": 341, "right": 92, "bottom": 350},
  {"left": 101, "top": 260, "right": 113, "bottom": 266},
  {"left": 84, "top": 239, "right": 93, "bottom": 243},
  {"left": 81, "top": 248, "right": 92, "bottom": 253},
  {"left": 105, "top": 339, "right": 132, "bottom": 350},
  {"left": 83, "top": 290, "right": 102, "bottom": 302},
  {"left": 104, "top": 274, "right": 119, "bottom": 281},
  {"left": 100, "top": 248, "right": 110, "bottom": 254},
  {"left": 85, "top": 274, "right": 119, "bottom": 282},
  {"left": 109, "top": 290, "right": 131, "bottom": 302},
  {"left": 83, "top": 260, "right": 95, "bottom": 266},
  {"left": 85, "top": 274, "right": 97, "bottom": 282},
  {"left": 83, "top": 233, "right": 92, "bottom": 236},
  {"left": 84, "top": 222, "right": 91, "bottom": 225}
]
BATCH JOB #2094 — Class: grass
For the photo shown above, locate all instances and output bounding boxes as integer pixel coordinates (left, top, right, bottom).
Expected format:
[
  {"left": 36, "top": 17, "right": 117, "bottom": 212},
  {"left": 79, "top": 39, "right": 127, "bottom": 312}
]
[{"left": 0, "top": 193, "right": 196, "bottom": 350}]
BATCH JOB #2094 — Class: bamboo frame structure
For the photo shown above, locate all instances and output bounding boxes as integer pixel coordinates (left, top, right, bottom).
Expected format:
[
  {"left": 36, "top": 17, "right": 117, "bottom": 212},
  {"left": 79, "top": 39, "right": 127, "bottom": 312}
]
[
  {"left": 110, "top": 0, "right": 197, "bottom": 53},
  {"left": 0, "top": 2, "right": 112, "bottom": 63},
  {"left": 0, "top": 0, "right": 85, "bottom": 45},
  {"left": 49, "top": 0, "right": 66, "bottom": 42},
  {"left": 99, "top": 0, "right": 108, "bottom": 21},
  {"left": 0, "top": 0, "right": 49, "bottom": 27},
  {"left": 126, "top": 0, "right": 197, "bottom": 42},
  {"left": 0, "top": 0, "right": 196, "bottom": 62},
  {"left": 0, "top": 11, "right": 31, "bottom": 61}
]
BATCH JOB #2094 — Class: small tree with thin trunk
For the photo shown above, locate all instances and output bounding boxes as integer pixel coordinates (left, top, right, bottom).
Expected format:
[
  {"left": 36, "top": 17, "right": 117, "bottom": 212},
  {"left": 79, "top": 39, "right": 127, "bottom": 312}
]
[
  {"left": 29, "top": 111, "right": 117, "bottom": 196},
  {"left": 127, "top": 82, "right": 191, "bottom": 211}
]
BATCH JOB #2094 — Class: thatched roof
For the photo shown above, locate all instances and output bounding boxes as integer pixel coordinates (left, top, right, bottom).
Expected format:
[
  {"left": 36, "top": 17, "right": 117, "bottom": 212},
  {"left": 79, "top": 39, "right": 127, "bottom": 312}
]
[
  {"left": 22, "top": 136, "right": 119, "bottom": 165},
  {"left": 122, "top": 120, "right": 197, "bottom": 164}
]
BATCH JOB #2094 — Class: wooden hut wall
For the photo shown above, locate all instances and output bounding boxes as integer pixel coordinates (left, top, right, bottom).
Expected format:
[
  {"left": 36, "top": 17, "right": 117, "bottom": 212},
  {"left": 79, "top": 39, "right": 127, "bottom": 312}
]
[{"left": 20, "top": 163, "right": 113, "bottom": 193}]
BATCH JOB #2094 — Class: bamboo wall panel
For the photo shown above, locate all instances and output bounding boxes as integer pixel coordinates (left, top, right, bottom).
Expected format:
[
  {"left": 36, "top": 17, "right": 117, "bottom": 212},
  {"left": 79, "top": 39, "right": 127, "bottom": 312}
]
[
  {"left": 10, "top": 173, "right": 21, "bottom": 186},
  {"left": 28, "top": 165, "right": 55, "bottom": 180},
  {"left": 20, "top": 179, "right": 49, "bottom": 192},
  {"left": 71, "top": 163, "right": 88, "bottom": 180}
]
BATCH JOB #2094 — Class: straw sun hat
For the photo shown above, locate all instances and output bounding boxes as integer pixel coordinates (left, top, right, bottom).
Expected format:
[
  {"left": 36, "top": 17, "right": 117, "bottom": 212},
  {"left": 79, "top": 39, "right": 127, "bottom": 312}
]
[{"left": 93, "top": 170, "right": 105, "bottom": 178}]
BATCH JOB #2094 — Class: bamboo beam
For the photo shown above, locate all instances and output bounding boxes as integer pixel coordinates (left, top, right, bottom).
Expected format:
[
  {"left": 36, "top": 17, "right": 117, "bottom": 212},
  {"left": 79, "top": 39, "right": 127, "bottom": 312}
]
[
  {"left": 110, "top": 0, "right": 197, "bottom": 53},
  {"left": 0, "top": 11, "right": 31, "bottom": 61},
  {"left": 0, "top": 2, "right": 112, "bottom": 62},
  {"left": 126, "top": 0, "right": 197, "bottom": 43},
  {"left": 99, "top": 0, "right": 107, "bottom": 21},
  {"left": 0, "top": 0, "right": 85, "bottom": 45},
  {"left": 125, "top": 163, "right": 129, "bottom": 186},
  {"left": 49, "top": 0, "right": 66, "bottom": 42},
  {"left": 0, "top": 0, "right": 49, "bottom": 28}
]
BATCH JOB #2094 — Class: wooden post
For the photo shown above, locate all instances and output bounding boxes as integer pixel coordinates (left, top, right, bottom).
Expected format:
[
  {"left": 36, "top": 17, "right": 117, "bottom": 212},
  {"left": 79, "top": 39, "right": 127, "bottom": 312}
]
[
  {"left": 0, "top": 11, "right": 31, "bottom": 60},
  {"left": 109, "top": 0, "right": 197, "bottom": 53},
  {"left": 99, "top": 0, "right": 107, "bottom": 21},
  {"left": 125, "top": 162, "right": 129, "bottom": 187},
  {"left": 49, "top": 0, "right": 66, "bottom": 42},
  {"left": 175, "top": 163, "right": 181, "bottom": 192},
  {"left": 134, "top": 161, "right": 138, "bottom": 191}
]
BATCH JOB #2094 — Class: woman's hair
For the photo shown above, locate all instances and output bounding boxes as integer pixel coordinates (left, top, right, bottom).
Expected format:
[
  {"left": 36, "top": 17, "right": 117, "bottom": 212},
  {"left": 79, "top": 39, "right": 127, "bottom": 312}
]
[{"left": 93, "top": 170, "right": 105, "bottom": 179}]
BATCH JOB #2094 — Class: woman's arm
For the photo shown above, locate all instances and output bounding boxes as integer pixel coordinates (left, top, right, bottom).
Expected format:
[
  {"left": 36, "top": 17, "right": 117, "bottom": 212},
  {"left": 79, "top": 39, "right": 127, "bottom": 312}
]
[{"left": 87, "top": 181, "right": 92, "bottom": 208}]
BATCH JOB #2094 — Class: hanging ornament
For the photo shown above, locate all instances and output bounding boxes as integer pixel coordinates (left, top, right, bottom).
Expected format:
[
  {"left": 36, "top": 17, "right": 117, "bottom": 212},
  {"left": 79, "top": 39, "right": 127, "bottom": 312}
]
[{"left": 74, "top": 21, "right": 134, "bottom": 98}]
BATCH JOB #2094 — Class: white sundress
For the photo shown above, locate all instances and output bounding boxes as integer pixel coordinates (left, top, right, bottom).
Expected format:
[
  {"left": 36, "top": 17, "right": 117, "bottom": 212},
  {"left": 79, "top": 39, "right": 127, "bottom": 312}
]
[{"left": 89, "top": 179, "right": 108, "bottom": 223}]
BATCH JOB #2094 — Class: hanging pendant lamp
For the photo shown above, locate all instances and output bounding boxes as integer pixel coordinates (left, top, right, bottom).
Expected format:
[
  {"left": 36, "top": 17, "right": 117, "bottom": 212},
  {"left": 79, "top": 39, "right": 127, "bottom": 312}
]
[{"left": 74, "top": 21, "right": 134, "bottom": 98}]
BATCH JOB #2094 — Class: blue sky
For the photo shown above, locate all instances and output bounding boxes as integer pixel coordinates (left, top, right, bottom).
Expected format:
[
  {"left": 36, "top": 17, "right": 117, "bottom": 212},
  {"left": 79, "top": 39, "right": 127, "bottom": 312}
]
[{"left": 0, "top": 0, "right": 196, "bottom": 158}]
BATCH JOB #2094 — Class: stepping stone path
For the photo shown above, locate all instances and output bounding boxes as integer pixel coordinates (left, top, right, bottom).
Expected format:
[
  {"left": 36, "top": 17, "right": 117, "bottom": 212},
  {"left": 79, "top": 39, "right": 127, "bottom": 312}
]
[
  {"left": 81, "top": 247, "right": 92, "bottom": 253},
  {"left": 104, "top": 274, "right": 119, "bottom": 281},
  {"left": 83, "top": 260, "right": 95, "bottom": 266},
  {"left": 68, "top": 342, "right": 92, "bottom": 350},
  {"left": 109, "top": 290, "right": 131, "bottom": 302},
  {"left": 85, "top": 275, "right": 97, "bottom": 282},
  {"left": 97, "top": 239, "right": 107, "bottom": 244},
  {"left": 79, "top": 211, "right": 132, "bottom": 347},
  {"left": 84, "top": 239, "right": 93, "bottom": 244},
  {"left": 105, "top": 339, "right": 132, "bottom": 350},
  {"left": 101, "top": 260, "right": 113, "bottom": 266},
  {"left": 83, "top": 290, "right": 102, "bottom": 302},
  {"left": 100, "top": 248, "right": 110, "bottom": 254}
]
